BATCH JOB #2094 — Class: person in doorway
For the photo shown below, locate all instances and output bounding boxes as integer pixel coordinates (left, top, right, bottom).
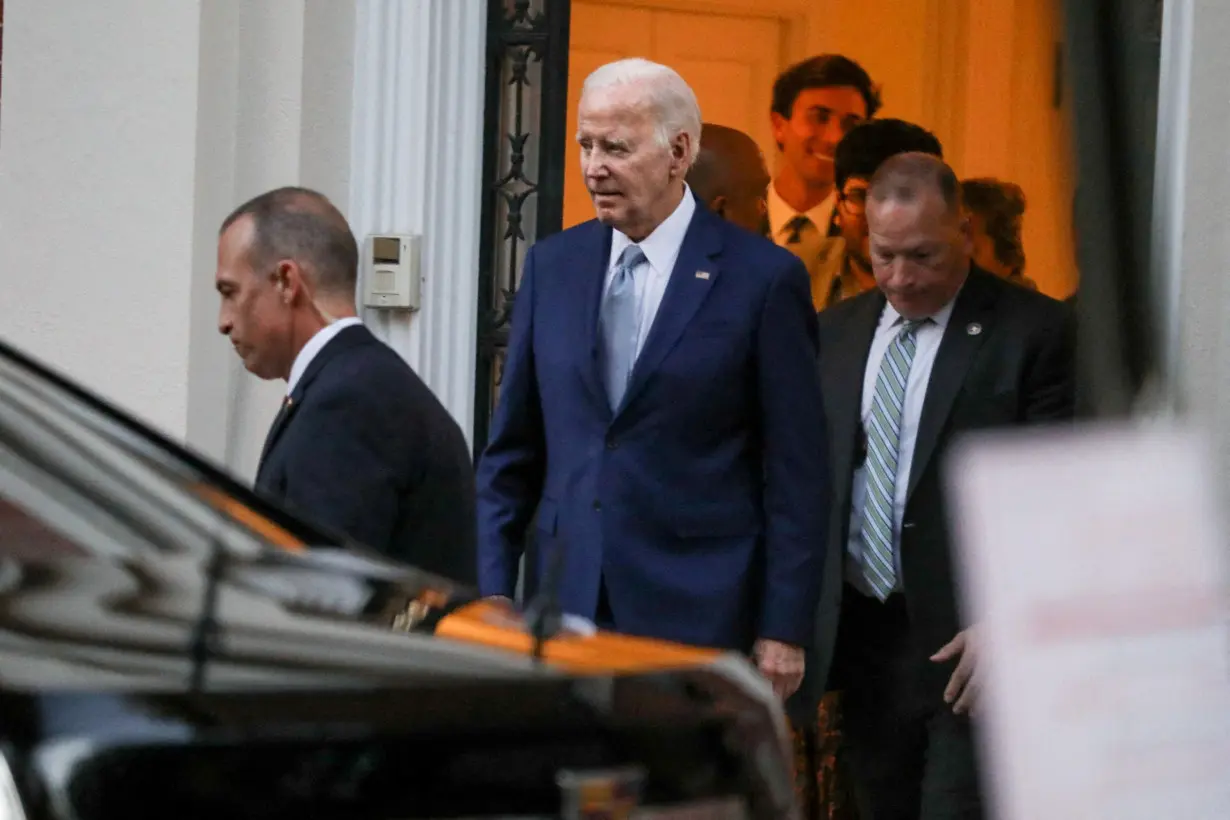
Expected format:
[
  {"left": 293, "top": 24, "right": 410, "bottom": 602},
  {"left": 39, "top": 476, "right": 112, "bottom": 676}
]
[
  {"left": 685, "top": 122, "right": 772, "bottom": 235},
  {"left": 822, "top": 118, "right": 945, "bottom": 310},
  {"left": 768, "top": 54, "right": 881, "bottom": 311},
  {"left": 788, "top": 115, "right": 948, "bottom": 820},
  {"left": 214, "top": 186, "right": 477, "bottom": 582},
  {"left": 804, "top": 153, "right": 1075, "bottom": 818},
  {"left": 475, "top": 58, "right": 830, "bottom": 699},
  {"left": 961, "top": 177, "right": 1038, "bottom": 290}
]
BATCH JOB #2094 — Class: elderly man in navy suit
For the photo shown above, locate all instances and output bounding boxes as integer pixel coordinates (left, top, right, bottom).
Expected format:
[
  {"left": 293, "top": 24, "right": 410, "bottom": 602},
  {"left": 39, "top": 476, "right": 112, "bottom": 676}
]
[
  {"left": 476, "top": 58, "right": 830, "bottom": 697},
  {"left": 215, "top": 186, "right": 476, "bottom": 583}
]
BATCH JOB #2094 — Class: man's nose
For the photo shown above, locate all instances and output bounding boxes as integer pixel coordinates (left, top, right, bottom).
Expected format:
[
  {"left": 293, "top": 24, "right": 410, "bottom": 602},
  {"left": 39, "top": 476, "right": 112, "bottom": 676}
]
[
  {"left": 822, "top": 118, "right": 846, "bottom": 147},
  {"left": 218, "top": 313, "right": 232, "bottom": 336},
  {"left": 887, "top": 259, "right": 912, "bottom": 285}
]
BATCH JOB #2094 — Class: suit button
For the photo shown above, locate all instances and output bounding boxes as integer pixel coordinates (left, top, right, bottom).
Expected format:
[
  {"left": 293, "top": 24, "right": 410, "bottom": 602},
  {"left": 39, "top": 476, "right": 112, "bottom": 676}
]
[
  {"left": 606, "top": 439, "right": 618, "bottom": 450},
  {"left": 592, "top": 500, "right": 602, "bottom": 511}
]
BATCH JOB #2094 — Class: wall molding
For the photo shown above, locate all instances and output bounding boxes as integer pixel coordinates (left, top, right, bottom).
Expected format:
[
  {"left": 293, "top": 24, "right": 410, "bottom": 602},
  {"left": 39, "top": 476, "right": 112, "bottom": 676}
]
[{"left": 347, "top": 0, "right": 486, "bottom": 446}]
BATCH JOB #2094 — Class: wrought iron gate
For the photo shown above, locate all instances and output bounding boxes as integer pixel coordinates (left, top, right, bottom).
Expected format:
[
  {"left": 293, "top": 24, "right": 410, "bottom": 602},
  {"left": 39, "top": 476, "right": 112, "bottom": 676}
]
[{"left": 474, "top": 0, "right": 571, "bottom": 454}]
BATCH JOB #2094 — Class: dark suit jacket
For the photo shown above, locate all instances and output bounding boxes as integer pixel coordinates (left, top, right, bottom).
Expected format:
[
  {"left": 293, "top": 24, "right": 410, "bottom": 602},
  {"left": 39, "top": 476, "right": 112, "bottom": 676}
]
[
  {"left": 256, "top": 324, "right": 476, "bottom": 584},
  {"left": 789, "top": 267, "right": 1075, "bottom": 720},
  {"left": 476, "top": 200, "right": 830, "bottom": 651}
]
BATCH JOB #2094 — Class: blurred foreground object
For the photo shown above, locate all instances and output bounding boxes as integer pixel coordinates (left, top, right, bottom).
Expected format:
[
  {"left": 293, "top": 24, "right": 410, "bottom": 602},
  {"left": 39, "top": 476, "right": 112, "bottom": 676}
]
[
  {"left": 947, "top": 423, "right": 1230, "bottom": 818},
  {"left": 0, "top": 336, "right": 799, "bottom": 819}
]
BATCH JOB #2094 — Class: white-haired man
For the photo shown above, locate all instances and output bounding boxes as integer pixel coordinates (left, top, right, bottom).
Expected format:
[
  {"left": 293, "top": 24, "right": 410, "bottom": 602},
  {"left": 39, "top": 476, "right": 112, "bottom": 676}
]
[{"left": 476, "top": 58, "right": 831, "bottom": 697}]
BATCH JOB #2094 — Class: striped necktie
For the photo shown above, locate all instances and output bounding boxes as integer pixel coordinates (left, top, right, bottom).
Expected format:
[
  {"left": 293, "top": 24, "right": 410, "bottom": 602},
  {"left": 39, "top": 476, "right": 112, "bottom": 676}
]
[
  {"left": 599, "top": 244, "right": 647, "bottom": 411},
  {"left": 860, "top": 318, "right": 927, "bottom": 600}
]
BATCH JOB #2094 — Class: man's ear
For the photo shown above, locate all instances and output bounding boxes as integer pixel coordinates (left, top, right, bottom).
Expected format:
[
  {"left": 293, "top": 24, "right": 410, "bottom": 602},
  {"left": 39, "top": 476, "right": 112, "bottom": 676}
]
[
  {"left": 275, "top": 260, "right": 308, "bottom": 303},
  {"left": 770, "top": 112, "right": 789, "bottom": 151},
  {"left": 957, "top": 214, "right": 975, "bottom": 256},
  {"left": 670, "top": 132, "right": 694, "bottom": 177}
]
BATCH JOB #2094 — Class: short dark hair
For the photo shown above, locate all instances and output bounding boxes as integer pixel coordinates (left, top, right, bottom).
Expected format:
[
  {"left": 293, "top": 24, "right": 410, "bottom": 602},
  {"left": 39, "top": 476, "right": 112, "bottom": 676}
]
[
  {"left": 771, "top": 54, "right": 881, "bottom": 121},
  {"left": 868, "top": 152, "right": 961, "bottom": 215},
  {"left": 962, "top": 178, "right": 1027, "bottom": 274},
  {"left": 834, "top": 119, "right": 943, "bottom": 193},
  {"left": 220, "top": 186, "right": 358, "bottom": 296}
]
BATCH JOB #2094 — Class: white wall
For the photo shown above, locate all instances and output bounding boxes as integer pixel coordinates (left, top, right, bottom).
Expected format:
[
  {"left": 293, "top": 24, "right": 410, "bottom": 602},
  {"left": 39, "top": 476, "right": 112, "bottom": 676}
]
[
  {"left": 0, "top": 0, "right": 202, "bottom": 437},
  {"left": 1155, "top": 0, "right": 1230, "bottom": 510},
  {"left": 0, "top": 0, "right": 356, "bottom": 478}
]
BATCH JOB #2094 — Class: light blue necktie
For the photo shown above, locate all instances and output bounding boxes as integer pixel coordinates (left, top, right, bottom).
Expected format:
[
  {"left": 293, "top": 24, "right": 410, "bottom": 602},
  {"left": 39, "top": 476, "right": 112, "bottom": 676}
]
[
  {"left": 860, "top": 318, "right": 927, "bottom": 600},
  {"left": 599, "top": 244, "right": 647, "bottom": 411}
]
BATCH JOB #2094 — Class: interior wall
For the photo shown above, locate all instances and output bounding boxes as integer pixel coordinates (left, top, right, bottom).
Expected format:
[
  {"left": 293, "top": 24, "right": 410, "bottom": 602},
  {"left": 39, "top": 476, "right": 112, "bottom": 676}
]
[{"left": 566, "top": 0, "right": 1077, "bottom": 298}]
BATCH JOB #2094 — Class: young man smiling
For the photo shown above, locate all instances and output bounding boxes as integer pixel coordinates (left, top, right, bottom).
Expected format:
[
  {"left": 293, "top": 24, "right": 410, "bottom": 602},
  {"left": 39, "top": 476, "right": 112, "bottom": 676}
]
[{"left": 768, "top": 55, "right": 881, "bottom": 312}]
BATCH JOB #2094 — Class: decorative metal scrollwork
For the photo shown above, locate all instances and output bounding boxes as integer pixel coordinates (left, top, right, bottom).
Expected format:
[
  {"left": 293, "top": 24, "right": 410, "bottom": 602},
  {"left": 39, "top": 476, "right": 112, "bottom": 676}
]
[{"left": 473, "top": 0, "right": 571, "bottom": 454}]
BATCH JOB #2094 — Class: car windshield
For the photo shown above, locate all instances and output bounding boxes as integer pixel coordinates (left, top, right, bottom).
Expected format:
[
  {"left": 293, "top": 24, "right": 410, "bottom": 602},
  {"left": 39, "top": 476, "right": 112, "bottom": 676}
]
[{"left": 0, "top": 340, "right": 342, "bottom": 564}]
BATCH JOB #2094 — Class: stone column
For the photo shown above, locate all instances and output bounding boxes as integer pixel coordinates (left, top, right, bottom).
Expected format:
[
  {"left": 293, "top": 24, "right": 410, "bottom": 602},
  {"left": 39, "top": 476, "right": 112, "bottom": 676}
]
[{"left": 347, "top": 0, "right": 487, "bottom": 447}]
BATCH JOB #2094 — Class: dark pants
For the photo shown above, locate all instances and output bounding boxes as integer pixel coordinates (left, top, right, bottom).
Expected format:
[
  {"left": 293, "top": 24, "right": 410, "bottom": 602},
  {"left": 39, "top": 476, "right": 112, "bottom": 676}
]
[
  {"left": 595, "top": 578, "right": 616, "bottom": 630},
  {"left": 830, "top": 585, "right": 984, "bottom": 820}
]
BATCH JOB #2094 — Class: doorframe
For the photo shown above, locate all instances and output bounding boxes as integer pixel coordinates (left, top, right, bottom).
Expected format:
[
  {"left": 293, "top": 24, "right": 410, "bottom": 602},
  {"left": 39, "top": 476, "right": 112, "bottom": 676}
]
[
  {"left": 473, "top": 0, "right": 572, "bottom": 454},
  {"left": 579, "top": 0, "right": 813, "bottom": 63}
]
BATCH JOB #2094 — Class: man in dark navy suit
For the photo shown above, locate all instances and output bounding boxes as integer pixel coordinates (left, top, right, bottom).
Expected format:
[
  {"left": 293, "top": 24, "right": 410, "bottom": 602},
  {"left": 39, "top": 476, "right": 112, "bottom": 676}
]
[
  {"left": 476, "top": 59, "right": 830, "bottom": 698},
  {"left": 215, "top": 187, "right": 476, "bottom": 583}
]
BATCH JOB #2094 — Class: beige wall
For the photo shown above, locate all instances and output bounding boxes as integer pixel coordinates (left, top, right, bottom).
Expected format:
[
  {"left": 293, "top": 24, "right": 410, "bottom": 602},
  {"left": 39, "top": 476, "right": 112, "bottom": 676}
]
[
  {"left": 0, "top": 0, "right": 355, "bottom": 477},
  {"left": 567, "top": 0, "right": 1077, "bottom": 298}
]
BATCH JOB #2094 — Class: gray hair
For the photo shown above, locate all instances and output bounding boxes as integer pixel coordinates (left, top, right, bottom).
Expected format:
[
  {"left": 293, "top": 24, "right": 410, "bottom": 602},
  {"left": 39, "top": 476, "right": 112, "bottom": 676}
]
[{"left": 581, "top": 58, "right": 703, "bottom": 167}]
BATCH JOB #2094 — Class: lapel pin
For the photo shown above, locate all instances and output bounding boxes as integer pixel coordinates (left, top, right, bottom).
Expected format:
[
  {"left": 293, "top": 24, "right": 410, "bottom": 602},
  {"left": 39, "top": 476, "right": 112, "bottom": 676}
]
[
  {"left": 695, "top": 270, "right": 710, "bottom": 280},
  {"left": 966, "top": 322, "right": 983, "bottom": 336}
]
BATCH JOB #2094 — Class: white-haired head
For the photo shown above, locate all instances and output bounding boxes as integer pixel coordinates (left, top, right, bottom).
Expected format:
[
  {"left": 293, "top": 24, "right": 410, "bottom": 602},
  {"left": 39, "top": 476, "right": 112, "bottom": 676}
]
[{"left": 580, "top": 58, "right": 702, "bottom": 168}]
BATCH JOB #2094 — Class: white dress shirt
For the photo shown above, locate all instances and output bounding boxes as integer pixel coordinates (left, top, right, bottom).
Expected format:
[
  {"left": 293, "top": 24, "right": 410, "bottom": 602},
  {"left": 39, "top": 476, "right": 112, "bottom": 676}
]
[
  {"left": 767, "top": 180, "right": 836, "bottom": 247},
  {"left": 286, "top": 316, "right": 363, "bottom": 396},
  {"left": 845, "top": 295, "right": 958, "bottom": 595},
  {"left": 605, "top": 185, "right": 697, "bottom": 359}
]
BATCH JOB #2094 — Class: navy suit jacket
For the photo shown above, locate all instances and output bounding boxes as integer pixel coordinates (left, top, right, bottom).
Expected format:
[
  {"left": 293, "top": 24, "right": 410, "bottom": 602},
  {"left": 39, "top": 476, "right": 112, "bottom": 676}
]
[
  {"left": 256, "top": 324, "right": 477, "bottom": 584},
  {"left": 476, "top": 201, "right": 830, "bottom": 650}
]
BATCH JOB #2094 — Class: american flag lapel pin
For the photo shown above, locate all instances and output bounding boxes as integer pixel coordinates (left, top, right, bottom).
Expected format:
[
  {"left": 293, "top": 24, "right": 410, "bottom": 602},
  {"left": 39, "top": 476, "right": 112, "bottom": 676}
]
[{"left": 695, "top": 270, "right": 710, "bottom": 280}]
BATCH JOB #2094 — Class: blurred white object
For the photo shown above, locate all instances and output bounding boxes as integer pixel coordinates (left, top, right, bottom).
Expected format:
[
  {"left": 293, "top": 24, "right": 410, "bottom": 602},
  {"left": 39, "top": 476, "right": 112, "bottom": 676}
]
[{"left": 947, "top": 422, "right": 1230, "bottom": 819}]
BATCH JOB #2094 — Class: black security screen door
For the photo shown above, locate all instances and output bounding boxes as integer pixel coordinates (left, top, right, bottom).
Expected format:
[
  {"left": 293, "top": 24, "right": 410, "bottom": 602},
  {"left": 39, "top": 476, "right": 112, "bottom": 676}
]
[{"left": 474, "top": 0, "right": 571, "bottom": 455}]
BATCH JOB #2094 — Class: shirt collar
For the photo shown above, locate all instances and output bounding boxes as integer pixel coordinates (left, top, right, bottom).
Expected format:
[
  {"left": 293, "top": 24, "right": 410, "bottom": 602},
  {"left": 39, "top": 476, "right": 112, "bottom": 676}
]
[
  {"left": 880, "top": 283, "right": 963, "bottom": 331},
  {"left": 767, "top": 180, "right": 836, "bottom": 241},
  {"left": 287, "top": 316, "right": 363, "bottom": 396},
  {"left": 609, "top": 185, "right": 697, "bottom": 272}
]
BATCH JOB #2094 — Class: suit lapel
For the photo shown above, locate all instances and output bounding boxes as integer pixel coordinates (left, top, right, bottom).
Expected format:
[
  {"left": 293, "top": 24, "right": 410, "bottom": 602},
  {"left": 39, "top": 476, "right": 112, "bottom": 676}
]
[
  {"left": 826, "top": 291, "right": 885, "bottom": 513},
  {"left": 256, "top": 324, "right": 373, "bottom": 479},
  {"left": 256, "top": 395, "right": 296, "bottom": 479},
  {"left": 906, "top": 270, "right": 998, "bottom": 500},
  {"left": 580, "top": 222, "right": 615, "bottom": 413},
  {"left": 617, "top": 207, "right": 722, "bottom": 413}
]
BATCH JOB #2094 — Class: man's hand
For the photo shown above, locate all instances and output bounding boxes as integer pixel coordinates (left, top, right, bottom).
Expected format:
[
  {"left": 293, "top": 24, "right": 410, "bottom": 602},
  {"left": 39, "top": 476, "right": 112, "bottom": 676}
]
[
  {"left": 930, "top": 626, "right": 982, "bottom": 715},
  {"left": 753, "top": 638, "right": 805, "bottom": 700}
]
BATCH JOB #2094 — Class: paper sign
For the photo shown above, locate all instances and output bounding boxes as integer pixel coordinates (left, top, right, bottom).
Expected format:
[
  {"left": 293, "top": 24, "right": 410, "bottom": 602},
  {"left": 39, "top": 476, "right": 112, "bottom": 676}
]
[{"left": 946, "top": 422, "right": 1230, "bottom": 819}]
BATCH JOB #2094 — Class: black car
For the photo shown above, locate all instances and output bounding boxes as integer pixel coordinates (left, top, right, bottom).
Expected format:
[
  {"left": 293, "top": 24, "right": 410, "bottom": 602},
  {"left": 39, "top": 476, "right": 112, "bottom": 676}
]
[{"left": 0, "top": 339, "right": 799, "bottom": 819}]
